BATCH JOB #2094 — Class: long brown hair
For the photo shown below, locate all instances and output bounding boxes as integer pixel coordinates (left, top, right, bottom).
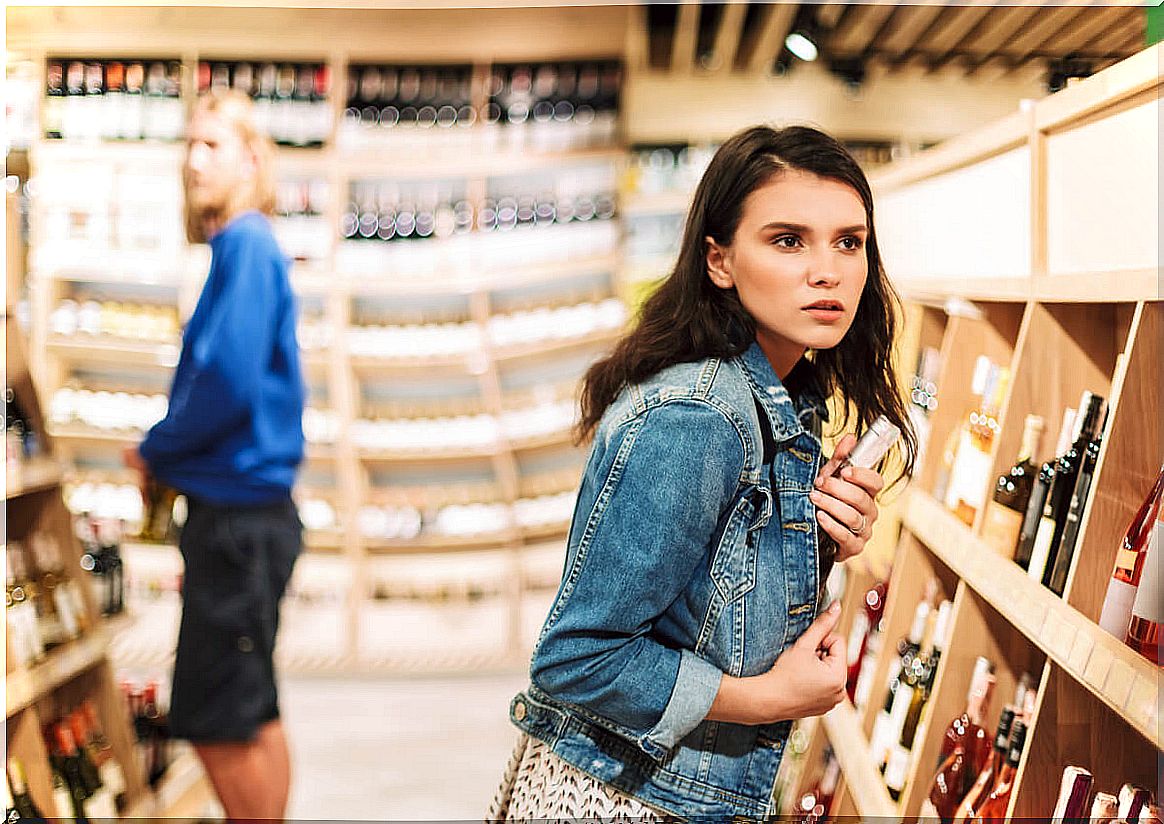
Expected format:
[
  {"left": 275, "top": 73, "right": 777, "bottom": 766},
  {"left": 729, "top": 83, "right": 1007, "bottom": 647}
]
[
  {"left": 579, "top": 125, "right": 916, "bottom": 482},
  {"left": 183, "top": 88, "right": 276, "bottom": 244}
]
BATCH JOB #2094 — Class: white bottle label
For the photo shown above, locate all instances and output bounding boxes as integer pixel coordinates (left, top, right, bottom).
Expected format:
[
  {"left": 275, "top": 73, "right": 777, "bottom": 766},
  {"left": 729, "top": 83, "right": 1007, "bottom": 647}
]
[
  {"left": 54, "top": 585, "right": 81, "bottom": 639},
  {"left": 1130, "top": 521, "right": 1163, "bottom": 624},
  {"left": 885, "top": 744, "right": 910, "bottom": 792},
  {"left": 1028, "top": 515, "right": 1057, "bottom": 582},
  {"left": 1099, "top": 578, "right": 1138, "bottom": 639}
]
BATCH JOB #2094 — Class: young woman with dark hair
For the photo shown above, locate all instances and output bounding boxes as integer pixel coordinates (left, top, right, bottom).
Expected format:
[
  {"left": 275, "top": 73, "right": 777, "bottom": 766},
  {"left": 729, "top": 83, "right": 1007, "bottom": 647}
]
[{"left": 488, "top": 124, "right": 917, "bottom": 821}]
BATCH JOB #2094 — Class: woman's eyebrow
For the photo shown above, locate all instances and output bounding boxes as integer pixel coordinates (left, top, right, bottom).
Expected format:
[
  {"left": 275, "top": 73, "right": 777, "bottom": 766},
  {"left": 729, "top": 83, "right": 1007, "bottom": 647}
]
[{"left": 759, "top": 221, "right": 868, "bottom": 234}]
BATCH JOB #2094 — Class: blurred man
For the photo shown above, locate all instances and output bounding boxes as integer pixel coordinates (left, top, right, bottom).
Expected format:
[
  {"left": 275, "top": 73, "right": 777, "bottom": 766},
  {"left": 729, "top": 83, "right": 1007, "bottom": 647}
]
[{"left": 125, "top": 88, "right": 304, "bottom": 821}]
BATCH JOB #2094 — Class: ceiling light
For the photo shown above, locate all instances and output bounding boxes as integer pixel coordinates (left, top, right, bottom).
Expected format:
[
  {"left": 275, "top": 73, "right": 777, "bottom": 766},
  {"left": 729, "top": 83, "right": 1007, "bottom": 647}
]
[{"left": 785, "top": 30, "right": 819, "bottom": 62}]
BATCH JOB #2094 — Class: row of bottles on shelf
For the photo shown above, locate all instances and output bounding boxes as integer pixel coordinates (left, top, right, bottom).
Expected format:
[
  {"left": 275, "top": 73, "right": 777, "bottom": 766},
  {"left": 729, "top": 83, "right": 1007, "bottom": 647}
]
[
  {"left": 871, "top": 586, "right": 956, "bottom": 800},
  {"left": 624, "top": 143, "right": 714, "bottom": 200},
  {"left": 6, "top": 534, "right": 91, "bottom": 668},
  {"left": 6, "top": 700, "right": 126, "bottom": 822},
  {"left": 340, "top": 61, "right": 621, "bottom": 152},
  {"left": 6, "top": 386, "right": 45, "bottom": 473},
  {"left": 926, "top": 345, "right": 1162, "bottom": 666},
  {"left": 1051, "top": 770, "right": 1159, "bottom": 824},
  {"left": 352, "top": 398, "right": 577, "bottom": 451},
  {"left": 49, "top": 299, "right": 180, "bottom": 343},
  {"left": 273, "top": 178, "right": 332, "bottom": 263},
  {"left": 920, "top": 657, "right": 1037, "bottom": 823},
  {"left": 357, "top": 489, "right": 574, "bottom": 541},
  {"left": 45, "top": 59, "right": 183, "bottom": 143},
  {"left": 343, "top": 176, "right": 618, "bottom": 244},
  {"left": 350, "top": 297, "right": 625, "bottom": 357},
  {"left": 197, "top": 60, "right": 332, "bottom": 147}
]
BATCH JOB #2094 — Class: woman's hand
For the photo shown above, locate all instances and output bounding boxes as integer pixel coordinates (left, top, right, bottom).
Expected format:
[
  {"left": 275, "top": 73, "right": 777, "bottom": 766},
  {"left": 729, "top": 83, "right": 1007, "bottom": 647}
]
[
  {"left": 812, "top": 433, "right": 886, "bottom": 563},
  {"left": 707, "top": 602, "right": 847, "bottom": 725}
]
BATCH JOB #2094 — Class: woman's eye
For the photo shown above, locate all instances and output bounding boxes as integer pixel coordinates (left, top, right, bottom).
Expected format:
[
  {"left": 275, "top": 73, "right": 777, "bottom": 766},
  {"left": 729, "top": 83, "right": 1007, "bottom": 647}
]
[
  {"left": 772, "top": 234, "right": 801, "bottom": 249},
  {"left": 838, "top": 236, "right": 864, "bottom": 251}
]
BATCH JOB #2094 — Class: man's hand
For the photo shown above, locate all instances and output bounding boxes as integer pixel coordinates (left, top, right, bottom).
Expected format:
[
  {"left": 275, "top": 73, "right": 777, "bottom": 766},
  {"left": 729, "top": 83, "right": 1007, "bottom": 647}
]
[{"left": 122, "top": 445, "right": 151, "bottom": 505}]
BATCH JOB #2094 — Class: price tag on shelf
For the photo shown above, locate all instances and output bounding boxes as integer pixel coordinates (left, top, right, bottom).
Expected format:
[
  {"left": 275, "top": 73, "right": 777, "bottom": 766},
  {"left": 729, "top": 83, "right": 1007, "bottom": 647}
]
[
  {"left": 1042, "top": 615, "right": 1077, "bottom": 661},
  {"left": 1125, "top": 674, "right": 1159, "bottom": 737},
  {"left": 1103, "top": 658, "right": 1136, "bottom": 708},
  {"left": 1067, "top": 631, "right": 1094, "bottom": 674},
  {"left": 1084, "top": 645, "right": 1113, "bottom": 692}
]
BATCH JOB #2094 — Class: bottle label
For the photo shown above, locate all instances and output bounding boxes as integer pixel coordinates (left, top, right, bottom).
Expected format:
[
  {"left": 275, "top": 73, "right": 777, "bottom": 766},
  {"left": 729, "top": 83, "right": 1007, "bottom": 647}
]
[
  {"left": 53, "top": 782, "right": 74, "bottom": 817},
  {"left": 982, "top": 502, "right": 1024, "bottom": 558},
  {"left": 1130, "top": 522, "right": 1163, "bottom": 624},
  {"left": 945, "top": 431, "right": 992, "bottom": 513},
  {"left": 885, "top": 745, "right": 910, "bottom": 791},
  {"left": 53, "top": 586, "right": 81, "bottom": 639},
  {"left": 1099, "top": 578, "right": 1137, "bottom": 639},
  {"left": 1028, "top": 516, "right": 1057, "bottom": 582}
]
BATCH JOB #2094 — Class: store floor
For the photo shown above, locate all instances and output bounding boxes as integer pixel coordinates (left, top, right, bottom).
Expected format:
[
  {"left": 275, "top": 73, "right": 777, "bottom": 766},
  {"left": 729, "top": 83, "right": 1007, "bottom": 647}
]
[{"left": 282, "top": 670, "right": 528, "bottom": 819}]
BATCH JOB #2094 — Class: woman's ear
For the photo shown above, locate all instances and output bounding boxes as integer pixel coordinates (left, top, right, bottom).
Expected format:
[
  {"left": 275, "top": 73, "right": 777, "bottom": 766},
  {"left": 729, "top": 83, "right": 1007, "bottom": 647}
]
[{"left": 705, "top": 236, "right": 734, "bottom": 289}]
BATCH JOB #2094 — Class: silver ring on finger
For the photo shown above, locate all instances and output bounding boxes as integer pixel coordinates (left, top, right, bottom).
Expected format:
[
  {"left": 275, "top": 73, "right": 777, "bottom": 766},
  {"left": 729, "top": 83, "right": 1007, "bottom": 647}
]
[{"left": 849, "top": 513, "right": 867, "bottom": 536}]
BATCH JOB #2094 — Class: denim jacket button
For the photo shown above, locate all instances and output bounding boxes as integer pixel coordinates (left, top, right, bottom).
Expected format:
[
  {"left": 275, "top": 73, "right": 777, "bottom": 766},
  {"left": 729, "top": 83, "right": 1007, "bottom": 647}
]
[
  {"left": 766, "top": 385, "right": 779, "bottom": 395},
  {"left": 512, "top": 700, "right": 527, "bottom": 721}
]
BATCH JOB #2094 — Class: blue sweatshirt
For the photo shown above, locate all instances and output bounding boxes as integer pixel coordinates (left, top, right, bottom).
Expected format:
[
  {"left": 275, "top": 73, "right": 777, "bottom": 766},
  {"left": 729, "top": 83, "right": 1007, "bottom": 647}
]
[{"left": 140, "top": 211, "right": 305, "bottom": 505}]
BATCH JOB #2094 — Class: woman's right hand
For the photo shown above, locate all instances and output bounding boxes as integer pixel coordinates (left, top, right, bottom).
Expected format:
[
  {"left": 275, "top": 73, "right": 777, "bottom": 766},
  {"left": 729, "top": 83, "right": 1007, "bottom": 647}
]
[{"left": 707, "top": 601, "right": 847, "bottom": 726}]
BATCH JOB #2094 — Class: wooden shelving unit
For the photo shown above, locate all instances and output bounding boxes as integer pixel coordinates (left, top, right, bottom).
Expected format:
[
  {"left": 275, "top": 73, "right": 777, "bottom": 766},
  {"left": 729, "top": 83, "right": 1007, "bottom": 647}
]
[
  {"left": 788, "top": 43, "right": 1163, "bottom": 824},
  {"left": 20, "top": 35, "right": 628, "bottom": 674},
  {"left": 5, "top": 315, "right": 213, "bottom": 819}
]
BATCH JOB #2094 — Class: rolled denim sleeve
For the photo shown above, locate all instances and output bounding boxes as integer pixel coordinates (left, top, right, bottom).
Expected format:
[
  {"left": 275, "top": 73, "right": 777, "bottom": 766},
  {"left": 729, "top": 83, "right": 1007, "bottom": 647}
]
[{"left": 530, "top": 400, "right": 745, "bottom": 761}]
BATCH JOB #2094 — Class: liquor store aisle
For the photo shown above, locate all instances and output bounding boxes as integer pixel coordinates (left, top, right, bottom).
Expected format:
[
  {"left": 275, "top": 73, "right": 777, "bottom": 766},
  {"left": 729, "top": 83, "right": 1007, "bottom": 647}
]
[{"left": 282, "top": 672, "right": 526, "bottom": 819}]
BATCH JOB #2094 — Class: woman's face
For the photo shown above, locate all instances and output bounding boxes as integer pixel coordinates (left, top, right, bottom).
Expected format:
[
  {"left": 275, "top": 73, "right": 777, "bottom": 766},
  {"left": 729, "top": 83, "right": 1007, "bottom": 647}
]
[{"left": 705, "top": 169, "right": 869, "bottom": 378}]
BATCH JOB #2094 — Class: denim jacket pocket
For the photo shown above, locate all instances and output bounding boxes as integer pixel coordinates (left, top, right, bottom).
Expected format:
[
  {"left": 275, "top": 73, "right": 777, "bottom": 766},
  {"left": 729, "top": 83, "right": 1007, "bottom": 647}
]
[{"left": 709, "top": 486, "right": 770, "bottom": 603}]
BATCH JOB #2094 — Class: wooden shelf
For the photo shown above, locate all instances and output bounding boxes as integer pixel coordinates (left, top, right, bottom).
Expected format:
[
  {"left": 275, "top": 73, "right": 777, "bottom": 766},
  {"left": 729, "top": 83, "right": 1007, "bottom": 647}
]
[
  {"left": 894, "top": 269, "right": 1159, "bottom": 305},
  {"left": 821, "top": 701, "right": 900, "bottom": 822},
  {"left": 345, "top": 254, "right": 620, "bottom": 297},
  {"left": 492, "top": 327, "right": 622, "bottom": 364},
  {"left": 48, "top": 423, "right": 142, "bottom": 446},
  {"left": 519, "top": 520, "right": 570, "bottom": 542},
  {"left": 5, "top": 457, "right": 63, "bottom": 500},
  {"left": 305, "top": 528, "right": 344, "bottom": 551},
  {"left": 902, "top": 489, "right": 1161, "bottom": 750},
  {"left": 45, "top": 334, "right": 180, "bottom": 368},
  {"left": 350, "top": 352, "right": 481, "bottom": 375},
  {"left": 339, "top": 146, "right": 623, "bottom": 180},
  {"left": 364, "top": 530, "right": 514, "bottom": 554},
  {"left": 509, "top": 428, "right": 575, "bottom": 453},
  {"left": 356, "top": 443, "right": 502, "bottom": 463},
  {"left": 6, "top": 625, "right": 115, "bottom": 718}
]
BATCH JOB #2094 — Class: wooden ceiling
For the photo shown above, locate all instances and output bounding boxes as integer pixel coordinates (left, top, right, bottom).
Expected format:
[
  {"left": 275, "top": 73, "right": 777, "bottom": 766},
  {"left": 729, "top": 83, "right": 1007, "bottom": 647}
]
[{"left": 642, "top": 2, "right": 1149, "bottom": 79}]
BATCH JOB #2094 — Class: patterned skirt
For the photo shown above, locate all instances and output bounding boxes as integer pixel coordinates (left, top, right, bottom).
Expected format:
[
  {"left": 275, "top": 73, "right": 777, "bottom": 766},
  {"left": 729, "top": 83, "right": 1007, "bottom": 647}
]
[{"left": 486, "top": 732, "right": 672, "bottom": 822}]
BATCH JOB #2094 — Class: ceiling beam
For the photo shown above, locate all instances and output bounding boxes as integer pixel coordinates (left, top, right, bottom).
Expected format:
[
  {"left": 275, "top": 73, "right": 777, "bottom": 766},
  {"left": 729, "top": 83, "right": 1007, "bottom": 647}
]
[
  {"left": 708, "top": 0, "right": 747, "bottom": 74},
  {"left": 1007, "top": 6, "right": 1089, "bottom": 64},
  {"left": 625, "top": 2, "right": 649, "bottom": 71},
  {"left": 1040, "top": 6, "right": 1128, "bottom": 58},
  {"left": 671, "top": 1, "right": 700, "bottom": 73},
  {"left": 747, "top": 2, "right": 798, "bottom": 74},
  {"left": 829, "top": 2, "right": 896, "bottom": 56},
  {"left": 1079, "top": 8, "right": 1146, "bottom": 55},
  {"left": 879, "top": 4, "right": 943, "bottom": 59},
  {"left": 964, "top": 5, "right": 1041, "bottom": 56},
  {"left": 924, "top": 5, "right": 993, "bottom": 54}
]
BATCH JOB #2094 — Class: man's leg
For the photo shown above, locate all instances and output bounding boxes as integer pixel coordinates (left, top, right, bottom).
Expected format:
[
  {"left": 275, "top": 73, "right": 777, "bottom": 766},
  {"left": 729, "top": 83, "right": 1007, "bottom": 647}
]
[{"left": 193, "top": 719, "right": 291, "bottom": 822}]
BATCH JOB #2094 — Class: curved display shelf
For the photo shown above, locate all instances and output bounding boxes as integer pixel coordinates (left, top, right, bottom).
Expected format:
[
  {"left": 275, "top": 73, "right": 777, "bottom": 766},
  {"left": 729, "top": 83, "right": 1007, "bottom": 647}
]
[
  {"left": 902, "top": 489, "right": 1161, "bottom": 750},
  {"left": 5, "top": 458, "right": 64, "bottom": 501}
]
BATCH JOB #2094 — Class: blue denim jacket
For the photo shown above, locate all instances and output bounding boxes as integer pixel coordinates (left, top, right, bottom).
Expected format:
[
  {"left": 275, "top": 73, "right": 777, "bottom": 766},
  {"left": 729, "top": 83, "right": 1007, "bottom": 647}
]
[{"left": 510, "top": 342, "right": 830, "bottom": 820}]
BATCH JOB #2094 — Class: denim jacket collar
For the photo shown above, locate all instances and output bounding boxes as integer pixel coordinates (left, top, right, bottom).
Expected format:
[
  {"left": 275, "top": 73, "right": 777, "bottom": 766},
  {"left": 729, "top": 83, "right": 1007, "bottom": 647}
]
[{"left": 736, "top": 342, "right": 829, "bottom": 445}]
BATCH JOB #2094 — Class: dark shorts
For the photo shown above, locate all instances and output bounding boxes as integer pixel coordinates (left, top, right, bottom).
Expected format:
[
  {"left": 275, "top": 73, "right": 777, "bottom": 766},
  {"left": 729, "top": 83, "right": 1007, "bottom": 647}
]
[{"left": 170, "top": 495, "right": 301, "bottom": 743}]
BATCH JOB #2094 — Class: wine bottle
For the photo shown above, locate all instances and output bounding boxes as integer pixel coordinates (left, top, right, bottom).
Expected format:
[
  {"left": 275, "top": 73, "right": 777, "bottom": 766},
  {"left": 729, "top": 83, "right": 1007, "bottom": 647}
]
[
  {"left": 870, "top": 599, "right": 932, "bottom": 769},
  {"left": 846, "top": 580, "right": 887, "bottom": 703},
  {"left": 68, "top": 710, "right": 118, "bottom": 819},
  {"left": 981, "top": 415, "right": 1045, "bottom": 558},
  {"left": 50, "top": 724, "right": 90, "bottom": 823},
  {"left": 82, "top": 699, "right": 127, "bottom": 809},
  {"left": 45, "top": 60, "right": 67, "bottom": 139},
  {"left": 6, "top": 757, "right": 44, "bottom": 819},
  {"left": 796, "top": 751, "right": 840, "bottom": 824},
  {"left": 1028, "top": 391, "right": 1106, "bottom": 587},
  {"left": 902, "top": 600, "right": 954, "bottom": 751},
  {"left": 1050, "top": 766, "right": 1093, "bottom": 824},
  {"left": 1099, "top": 464, "right": 1164, "bottom": 640},
  {"left": 1091, "top": 792, "right": 1120, "bottom": 824},
  {"left": 1126, "top": 516, "right": 1163, "bottom": 666},
  {"left": 968, "top": 719, "right": 1026, "bottom": 823},
  {"left": 922, "top": 657, "right": 996, "bottom": 824},
  {"left": 952, "top": 707, "right": 1015, "bottom": 823},
  {"left": 1119, "top": 785, "right": 1154, "bottom": 824},
  {"left": 1015, "top": 407, "right": 1076, "bottom": 570},
  {"left": 1048, "top": 408, "right": 1108, "bottom": 595},
  {"left": 101, "top": 61, "right": 125, "bottom": 140},
  {"left": 945, "top": 361, "right": 1006, "bottom": 525}
]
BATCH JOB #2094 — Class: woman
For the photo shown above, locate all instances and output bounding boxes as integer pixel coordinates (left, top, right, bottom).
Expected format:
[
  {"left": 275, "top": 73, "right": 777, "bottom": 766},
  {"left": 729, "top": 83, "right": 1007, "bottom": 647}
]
[
  {"left": 124, "top": 89, "right": 304, "bottom": 821},
  {"left": 488, "top": 125, "right": 916, "bottom": 821}
]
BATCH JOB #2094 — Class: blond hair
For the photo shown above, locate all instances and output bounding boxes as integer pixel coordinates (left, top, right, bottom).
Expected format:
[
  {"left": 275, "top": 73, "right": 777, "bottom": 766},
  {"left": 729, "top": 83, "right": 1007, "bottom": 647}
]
[{"left": 183, "top": 88, "right": 276, "bottom": 243}]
